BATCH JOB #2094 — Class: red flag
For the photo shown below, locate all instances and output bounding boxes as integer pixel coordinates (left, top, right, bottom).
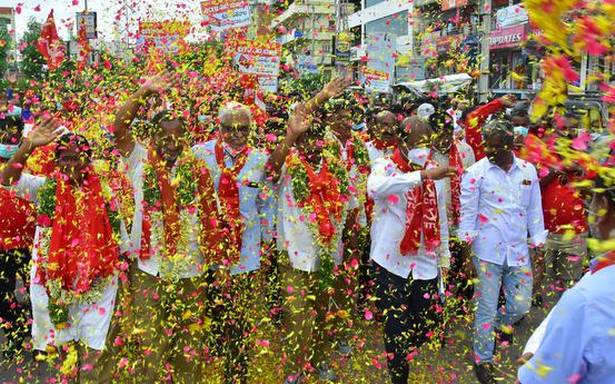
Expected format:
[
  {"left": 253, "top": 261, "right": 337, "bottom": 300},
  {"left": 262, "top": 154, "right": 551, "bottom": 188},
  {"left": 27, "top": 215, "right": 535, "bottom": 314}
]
[
  {"left": 36, "top": 11, "right": 65, "bottom": 70},
  {"left": 77, "top": 17, "right": 91, "bottom": 71}
]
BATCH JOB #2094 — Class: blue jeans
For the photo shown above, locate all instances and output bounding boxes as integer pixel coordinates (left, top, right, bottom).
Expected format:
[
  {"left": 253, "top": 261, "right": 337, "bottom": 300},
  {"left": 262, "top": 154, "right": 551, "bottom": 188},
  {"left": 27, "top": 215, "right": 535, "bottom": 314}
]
[{"left": 472, "top": 257, "right": 533, "bottom": 363}]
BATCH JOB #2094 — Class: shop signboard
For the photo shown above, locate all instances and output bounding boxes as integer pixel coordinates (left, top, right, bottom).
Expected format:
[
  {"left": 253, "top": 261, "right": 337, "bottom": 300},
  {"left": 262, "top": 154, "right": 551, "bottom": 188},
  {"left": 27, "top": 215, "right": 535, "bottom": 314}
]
[
  {"left": 489, "top": 24, "right": 527, "bottom": 50},
  {"left": 232, "top": 40, "right": 282, "bottom": 77},
  {"left": 201, "top": 0, "right": 251, "bottom": 32},
  {"left": 363, "top": 32, "right": 396, "bottom": 93},
  {"left": 137, "top": 20, "right": 190, "bottom": 51},
  {"left": 495, "top": 4, "right": 529, "bottom": 28},
  {"left": 335, "top": 31, "right": 352, "bottom": 62},
  {"left": 76, "top": 12, "right": 97, "bottom": 39}
]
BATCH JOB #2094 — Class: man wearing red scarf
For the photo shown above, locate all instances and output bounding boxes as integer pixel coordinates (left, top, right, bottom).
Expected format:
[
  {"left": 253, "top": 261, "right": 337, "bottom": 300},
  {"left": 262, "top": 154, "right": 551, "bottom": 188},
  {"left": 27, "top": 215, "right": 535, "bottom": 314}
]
[
  {"left": 114, "top": 75, "right": 211, "bottom": 382},
  {"left": 430, "top": 110, "right": 476, "bottom": 303},
  {"left": 1, "top": 120, "right": 127, "bottom": 383},
  {"left": 266, "top": 91, "right": 356, "bottom": 382},
  {"left": 367, "top": 116, "right": 454, "bottom": 384},
  {"left": 192, "top": 101, "right": 272, "bottom": 384}
]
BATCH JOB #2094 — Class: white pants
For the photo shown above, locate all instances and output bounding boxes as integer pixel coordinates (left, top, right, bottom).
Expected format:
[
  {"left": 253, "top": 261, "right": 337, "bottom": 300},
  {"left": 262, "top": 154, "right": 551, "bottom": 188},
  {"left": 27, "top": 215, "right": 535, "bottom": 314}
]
[{"left": 30, "top": 268, "right": 118, "bottom": 351}]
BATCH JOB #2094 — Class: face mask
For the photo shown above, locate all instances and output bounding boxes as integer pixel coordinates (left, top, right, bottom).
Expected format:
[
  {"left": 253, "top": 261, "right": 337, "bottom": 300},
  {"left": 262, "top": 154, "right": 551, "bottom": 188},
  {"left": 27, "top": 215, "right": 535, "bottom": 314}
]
[
  {"left": 0, "top": 144, "right": 18, "bottom": 159},
  {"left": 514, "top": 126, "right": 529, "bottom": 137},
  {"left": 407, "top": 148, "right": 431, "bottom": 167},
  {"left": 352, "top": 122, "right": 366, "bottom": 131},
  {"left": 198, "top": 114, "right": 207, "bottom": 123},
  {"left": 7, "top": 106, "right": 21, "bottom": 117}
]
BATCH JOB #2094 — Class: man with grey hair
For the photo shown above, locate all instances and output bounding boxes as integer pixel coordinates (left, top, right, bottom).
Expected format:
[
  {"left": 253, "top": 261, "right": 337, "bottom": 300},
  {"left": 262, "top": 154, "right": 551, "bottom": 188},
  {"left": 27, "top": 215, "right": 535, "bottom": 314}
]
[{"left": 459, "top": 119, "right": 547, "bottom": 384}]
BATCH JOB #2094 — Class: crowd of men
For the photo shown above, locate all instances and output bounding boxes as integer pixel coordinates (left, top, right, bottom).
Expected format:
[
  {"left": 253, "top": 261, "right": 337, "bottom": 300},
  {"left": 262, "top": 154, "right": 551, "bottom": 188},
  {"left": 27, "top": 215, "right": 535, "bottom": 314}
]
[{"left": 0, "top": 72, "right": 614, "bottom": 384}]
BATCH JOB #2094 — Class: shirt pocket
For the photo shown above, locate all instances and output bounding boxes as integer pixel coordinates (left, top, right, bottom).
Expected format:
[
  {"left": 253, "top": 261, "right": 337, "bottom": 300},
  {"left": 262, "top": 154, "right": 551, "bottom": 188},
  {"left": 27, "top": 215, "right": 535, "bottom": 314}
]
[{"left": 518, "top": 182, "right": 532, "bottom": 207}]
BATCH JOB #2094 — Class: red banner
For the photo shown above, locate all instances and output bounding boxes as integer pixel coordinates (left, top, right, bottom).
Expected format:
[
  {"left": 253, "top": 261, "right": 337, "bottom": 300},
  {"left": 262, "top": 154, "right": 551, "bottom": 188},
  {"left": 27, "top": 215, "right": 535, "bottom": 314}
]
[{"left": 490, "top": 24, "right": 527, "bottom": 49}]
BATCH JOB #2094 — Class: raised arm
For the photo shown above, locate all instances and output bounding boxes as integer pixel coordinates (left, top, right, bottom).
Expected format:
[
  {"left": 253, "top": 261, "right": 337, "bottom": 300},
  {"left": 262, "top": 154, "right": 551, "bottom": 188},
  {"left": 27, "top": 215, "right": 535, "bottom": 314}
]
[
  {"left": 265, "top": 103, "right": 311, "bottom": 183},
  {"left": 367, "top": 159, "right": 454, "bottom": 200},
  {"left": 304, "top": 76, "right": 352, "bottom": 115},
  {"left": 114, "top": 73, "right": 170, "bottom": 157},
  {"left": 1, "top": 117, "right": 62, "bottom": 186}
]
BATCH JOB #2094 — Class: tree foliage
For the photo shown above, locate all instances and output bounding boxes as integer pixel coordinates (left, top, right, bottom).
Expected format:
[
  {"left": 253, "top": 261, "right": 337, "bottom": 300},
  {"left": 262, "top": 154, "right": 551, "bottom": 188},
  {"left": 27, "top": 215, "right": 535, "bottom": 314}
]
[
  {"left": 0, "top": 27, "right": 10, "bottom": 79},
  {"left": 20, "top": 19, "right": 45, "bottom": 81}
]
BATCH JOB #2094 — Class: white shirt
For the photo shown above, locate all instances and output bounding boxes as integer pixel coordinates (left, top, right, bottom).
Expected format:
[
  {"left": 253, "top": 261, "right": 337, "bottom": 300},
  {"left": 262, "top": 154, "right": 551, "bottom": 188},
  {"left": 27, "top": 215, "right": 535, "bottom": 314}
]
[
  {"left": 366, "top": 141, "right": 391, "bottom": 165},
  {"left": 192, "top": 140, "right": 268, "bottom": 275},
  {"left": 459, "top": 156, "right": 548, "bottom": 267},
  {"left": 518, "top": 266, "right": 615, "bottom": 383},
  {"left": 367, "top": 149, "right": 451, "bottom": 280},
  {"left": 430, "top": 141, "right": 476, "bottom": 234},
  {"left": 276, "top": 163, "right": 356, "bottom": 273},
  {"left": 122, "top": 142, "right": 204, "bottom": 279}
]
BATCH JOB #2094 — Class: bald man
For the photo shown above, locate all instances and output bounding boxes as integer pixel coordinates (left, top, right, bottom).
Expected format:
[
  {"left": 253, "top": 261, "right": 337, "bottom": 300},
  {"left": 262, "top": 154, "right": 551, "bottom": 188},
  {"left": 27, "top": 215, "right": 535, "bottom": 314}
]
[
  {"left": 366, "top": 110, "right": 398, "bottom": 164},
  {"left": 368, "top": 116, "right": 453, "bottom": 384}
]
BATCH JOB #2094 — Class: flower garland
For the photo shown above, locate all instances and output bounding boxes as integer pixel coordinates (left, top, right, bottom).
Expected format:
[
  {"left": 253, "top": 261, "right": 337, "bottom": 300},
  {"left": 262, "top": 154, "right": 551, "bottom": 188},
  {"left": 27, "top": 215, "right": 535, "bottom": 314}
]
[
  {"left": 286, "top": 142, "right": 350, "bottom": 289},
  {"left": 141, "top": 150, "right": 204, "bottom": 281},
  {"left": 36, "top": 175, "right": 122, "bottom": 328},
  {"left": 142, "top": 152, "right": 199, "bottom": 208},
  {"left": 350, "top": 131, "right": 370, "bottom": 173}
]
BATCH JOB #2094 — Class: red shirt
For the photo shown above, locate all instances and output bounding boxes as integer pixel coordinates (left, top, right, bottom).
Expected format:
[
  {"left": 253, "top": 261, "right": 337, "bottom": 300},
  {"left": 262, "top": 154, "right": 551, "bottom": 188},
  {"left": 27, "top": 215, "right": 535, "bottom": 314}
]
[
  {"left": 0, "top": 180, "right": 36, "bottom": 251},
  {"left": 541, "top": 174, "right": 588, "bottom": 234}
]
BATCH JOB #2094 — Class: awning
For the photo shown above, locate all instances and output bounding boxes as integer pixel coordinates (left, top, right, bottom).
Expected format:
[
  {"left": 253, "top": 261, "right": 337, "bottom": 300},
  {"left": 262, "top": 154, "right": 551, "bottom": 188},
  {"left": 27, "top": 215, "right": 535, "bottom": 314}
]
[{"left": 396, "top": 73, "right": 473, "bottom": 95}]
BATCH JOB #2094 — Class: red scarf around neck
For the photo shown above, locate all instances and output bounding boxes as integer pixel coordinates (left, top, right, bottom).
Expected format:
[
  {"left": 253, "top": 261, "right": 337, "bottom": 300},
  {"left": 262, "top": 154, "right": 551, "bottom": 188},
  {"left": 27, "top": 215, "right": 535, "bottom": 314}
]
[
  {"left": 429, "top": 142, "right": 463, "bottom": 225},
  {"left": 297, "top": 154, "right": 342, "bottom": 244},
  {"left": 140, "top": 148, "right": 184, "bottom": 260},
  {"left": 214, "top": 140, "right": 249, "bottom": 261},
  {"left": 391, "top": 149, "right": 441, "bottom": 255},
  {"left": 591, "top": 251, "right": 615, "bottom": 274},
  {"left": 45, "top": 172, "right": 119, "bottom": 294}
]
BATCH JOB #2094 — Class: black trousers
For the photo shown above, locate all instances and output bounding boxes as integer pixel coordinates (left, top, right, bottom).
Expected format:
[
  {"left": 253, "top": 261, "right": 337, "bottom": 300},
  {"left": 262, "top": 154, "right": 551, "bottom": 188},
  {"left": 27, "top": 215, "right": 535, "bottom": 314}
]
[
  {"left": 375, "top": 265, "right": 440, "bottom": 384},
  {"left": 0, "top": 248, "right": 31, "bottom": 347}
]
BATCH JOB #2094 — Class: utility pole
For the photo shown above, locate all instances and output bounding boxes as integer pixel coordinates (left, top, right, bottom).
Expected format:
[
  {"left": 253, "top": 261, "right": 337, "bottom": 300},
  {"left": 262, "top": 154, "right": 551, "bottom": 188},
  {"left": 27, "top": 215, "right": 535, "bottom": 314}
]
[{"left": 478, "top": 0, "right": 492, "bottom": 102}]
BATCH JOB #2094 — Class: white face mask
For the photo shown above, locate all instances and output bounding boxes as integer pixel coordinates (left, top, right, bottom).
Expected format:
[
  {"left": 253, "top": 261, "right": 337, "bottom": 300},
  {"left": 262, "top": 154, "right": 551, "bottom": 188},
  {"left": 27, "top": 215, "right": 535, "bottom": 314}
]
[{"left": 407, "top": 147, "right": 431, "bottom": 167}]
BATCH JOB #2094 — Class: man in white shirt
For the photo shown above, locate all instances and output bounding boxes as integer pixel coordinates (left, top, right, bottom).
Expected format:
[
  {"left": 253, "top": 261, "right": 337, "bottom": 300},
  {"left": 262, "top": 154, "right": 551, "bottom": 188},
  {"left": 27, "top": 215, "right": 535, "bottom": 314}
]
[
  {"left": 516, "top": 146, "right": 615, "bottom": 384},
  {"left": 459, "top": 119, "right": 547, "bottom": 384},
  {"left": 1, "top": 121, "right": 130, "bottom": 383},
  {"left": 368, "top": 116, "right": 454, "bottom": 384},
  {"left": 430, "top": 110, "right": 476, "bottom": 302},
  {"left": 114, "top": 74, "right": 210, "bottom": 382},
  {"left": 267, "top": 100, "right": 356, "bottom": 382}
]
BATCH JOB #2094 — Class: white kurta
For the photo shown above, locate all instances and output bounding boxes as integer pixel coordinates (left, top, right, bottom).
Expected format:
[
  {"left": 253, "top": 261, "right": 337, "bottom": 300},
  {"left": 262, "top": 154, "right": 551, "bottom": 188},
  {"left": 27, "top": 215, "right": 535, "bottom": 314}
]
[{"left": 6, "top": 173, "right": 128, "bottom": 351}]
